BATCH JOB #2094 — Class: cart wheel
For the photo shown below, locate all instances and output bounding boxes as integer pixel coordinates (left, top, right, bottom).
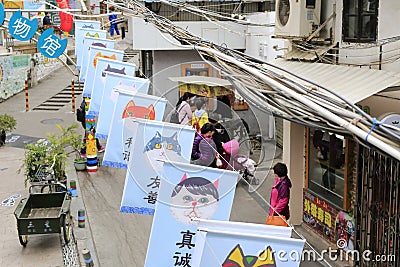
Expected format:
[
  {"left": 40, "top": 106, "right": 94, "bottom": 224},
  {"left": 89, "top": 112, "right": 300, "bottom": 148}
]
[
  {"left": 62, "top": 213, "right": 72, "bottom": 244},
  {"left": 19, "top": 235, "right": 28, "bottom": 247}
]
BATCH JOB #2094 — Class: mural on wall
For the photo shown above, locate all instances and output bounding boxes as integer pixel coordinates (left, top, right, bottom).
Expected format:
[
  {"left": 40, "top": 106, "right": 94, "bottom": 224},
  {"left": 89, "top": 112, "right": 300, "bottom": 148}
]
[
  {"left": 33, "top": 53, "right": 66, "bottom": 81},
  {"left": 0, "top": 55, "right": 30, "bottom": 100}
]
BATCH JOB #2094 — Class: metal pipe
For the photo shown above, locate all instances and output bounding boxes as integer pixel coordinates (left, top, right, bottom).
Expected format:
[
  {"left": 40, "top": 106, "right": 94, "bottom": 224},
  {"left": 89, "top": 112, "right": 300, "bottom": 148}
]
[
  {"left": 25, "top": 81, "right": 29, "bottom": 112},
  {"left": 71, "top": 80, "right": 75, "bottom": 113}
]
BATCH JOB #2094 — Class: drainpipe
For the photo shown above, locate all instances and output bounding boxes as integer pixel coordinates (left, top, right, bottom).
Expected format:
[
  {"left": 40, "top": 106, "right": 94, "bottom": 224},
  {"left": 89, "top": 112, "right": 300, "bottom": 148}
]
[{"left": 142, "top": 50, "right": 153, "bottom": 94}]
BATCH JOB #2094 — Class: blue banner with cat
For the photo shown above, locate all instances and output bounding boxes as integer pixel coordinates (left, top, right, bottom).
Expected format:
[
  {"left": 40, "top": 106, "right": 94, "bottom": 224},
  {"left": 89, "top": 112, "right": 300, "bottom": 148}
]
[
  {"left": 96, "top": 76, "right": 150, "bottom": 139},
  {"left": 80, "top": 46, "right": 124, "bottom": 85},
  {"left": 102, "top": 89, "right": 167, "bottom": 168},
  {"left": 88, "top": 59, "right": 138, "bottom": 116},
  {"left": 120, "top": 120, "right": 196, "bottom": 214},
  {"left": 143, "top": 161, "right": 238, "bottom": 267},
  {"left": 75, "top": 28, "right": 105, "bottom": 70},
  {"left": 74, "top": 20, "right": 100, "bottom": 56},
  {"left": 77, "top": 36, "right": 114, "bottom": 74},
  {"left": 191, "top": 220, "right": 305, "bottom": 267}
]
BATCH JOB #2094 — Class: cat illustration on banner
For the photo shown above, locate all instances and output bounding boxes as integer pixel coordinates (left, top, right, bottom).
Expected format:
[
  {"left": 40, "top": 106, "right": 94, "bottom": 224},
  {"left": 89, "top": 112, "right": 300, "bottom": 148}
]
[
  {"left": 122, "top": 100, "right": 155, "bottom": 119},
  {"left": 169, "top": 174, "right": 219, "bottom": 225},
  {"left": 143, "top": 131, "right": 182, "bottom": 171},
  {"left": 92, "top": 42, "right": 107, "bottom": 48},
  {"left": 102, "top": 64, "right": 126, "bottom": 77},
  {"left": 93, "top": 52, "right": 117, "bottom": 68},
  {"left": 86, "top": 32, "right": 100, "bottom": 38},
  {"left": 222, "top": 244, "right": 277, "bottom": 267}
]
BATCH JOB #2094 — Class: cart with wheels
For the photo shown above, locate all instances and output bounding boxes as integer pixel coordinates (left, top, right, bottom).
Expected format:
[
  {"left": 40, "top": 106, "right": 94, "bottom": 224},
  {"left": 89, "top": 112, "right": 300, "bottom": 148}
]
[{"left": 14, "top": 191, "right": 72, "bottom": 247}]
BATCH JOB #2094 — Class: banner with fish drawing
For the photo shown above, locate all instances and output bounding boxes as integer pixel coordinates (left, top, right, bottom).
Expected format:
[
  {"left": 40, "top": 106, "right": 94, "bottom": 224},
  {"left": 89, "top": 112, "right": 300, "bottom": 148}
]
[
  {"left": 87, "top": 60, "right": 138, "bottom": 116},
  {"left": 74, "top": 20, "right": 100, "bottom": 55},
  {"left": 120, "top": 120, "right": 196, "bottom": 214},
  {"left": 77, "top": 36, "right": 114, "bottom": 74},
  {"left": 191, "top": 219, "right": 305, "bottom": 267},
  {"left": 95, "top": 75, "right": 150, "bottom": 139},
  {"left": 102, "top": 89, "right": 167, "bottom": 168},
  {"left": 144, "top": 161, "right": 238, "bottom": 267},
  {"left": 75, "top": 27, "right": 104, "bottom": 69},
  {"left": 80, "top": 46, "right": 124, "bottom": 85}
]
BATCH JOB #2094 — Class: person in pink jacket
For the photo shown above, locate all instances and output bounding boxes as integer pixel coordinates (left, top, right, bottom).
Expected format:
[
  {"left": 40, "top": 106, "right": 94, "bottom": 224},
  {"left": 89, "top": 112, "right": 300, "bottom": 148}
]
[
  {"left": 176, "top": 92, "right": 194, "bottom": 126},
  {"left": 269, "top": 162, "right": 292, "bottom": 219}
]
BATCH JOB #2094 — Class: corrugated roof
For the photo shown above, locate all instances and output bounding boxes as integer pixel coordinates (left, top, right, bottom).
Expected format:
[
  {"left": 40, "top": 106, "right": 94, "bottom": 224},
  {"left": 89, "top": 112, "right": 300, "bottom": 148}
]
[
  {"left": 270, "top": 59, "right": 400, "bottom": 103},
  {"left": 169, "top": 76, "right": 233, "bottom": 87},
  {"left": 284, "top": 44, "right": 335, "bottom": 61}
]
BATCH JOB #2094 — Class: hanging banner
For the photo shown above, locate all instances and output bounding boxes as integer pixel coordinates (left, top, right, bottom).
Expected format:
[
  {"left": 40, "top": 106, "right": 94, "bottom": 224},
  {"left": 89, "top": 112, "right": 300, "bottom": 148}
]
[
  {"left": 87, "top": 59, "right": 136, "bottom": 115},
  {"left": 37, "top": 28, "right": 68, "bottom": 58},
  {"left": 8, "top": 10, "right": 38, "bottom": 41},
  {"left": 74, "top": 20, "right": 101, "bottom": 56},
  {"left": 80, "top": 46, "right": 124, "bottom": 84},
  {"left": 191, "top": 220, "right": 305, "bottom": 267},
  {"left": 0, "top": 3, "right": 4, "bottom": 26},
  {"left": 77, "top": 35, "right": 112, "bottom": 72},
  {"left": 102, "top": 90, "right": 167, "bottom": 168},
  {"left": 144, "top": 161, "right": 238, "bottom": 267},
  {"left": 95, "top": 74, "right": 150, "bottom": 137},
  {"left": 75, "top": 27, "right": 105, "bottom": 70},
  {"left": 120, "top": 119, "right": 195, "bottom": 213},
  {"left": 89, "top": 69, "right": 147, "bottom": 118}
]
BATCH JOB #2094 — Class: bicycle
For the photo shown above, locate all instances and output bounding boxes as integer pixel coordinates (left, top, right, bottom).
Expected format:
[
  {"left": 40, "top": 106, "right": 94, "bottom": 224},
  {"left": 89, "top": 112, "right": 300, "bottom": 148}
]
[
  {"left": 29, "top": 154, "right": 68, "bottom": 194},
  {"left": 239, "top": 134, "right": 265, "bottom": 166}
]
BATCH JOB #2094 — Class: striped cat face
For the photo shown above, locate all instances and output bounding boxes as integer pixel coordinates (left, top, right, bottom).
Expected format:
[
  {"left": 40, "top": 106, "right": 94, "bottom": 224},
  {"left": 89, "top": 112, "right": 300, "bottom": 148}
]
[{"left": 93, "top": 52, "right": 117, "bottom": 68}]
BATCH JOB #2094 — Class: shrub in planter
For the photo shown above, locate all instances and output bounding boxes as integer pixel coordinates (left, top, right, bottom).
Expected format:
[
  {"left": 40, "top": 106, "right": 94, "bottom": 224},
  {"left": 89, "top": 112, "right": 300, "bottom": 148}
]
[{"left": 0, "top": 114, "right": 17, "bottom": 146}]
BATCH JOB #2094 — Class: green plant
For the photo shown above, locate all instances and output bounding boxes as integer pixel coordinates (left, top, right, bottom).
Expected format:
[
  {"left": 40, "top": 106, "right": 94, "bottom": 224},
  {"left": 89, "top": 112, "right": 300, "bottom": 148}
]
[
  {"left": 0, "top": 114, "right": 17, "bottom": 133},
  {"left": 18, "top": 123, "right": 81, "bottom": 186}
]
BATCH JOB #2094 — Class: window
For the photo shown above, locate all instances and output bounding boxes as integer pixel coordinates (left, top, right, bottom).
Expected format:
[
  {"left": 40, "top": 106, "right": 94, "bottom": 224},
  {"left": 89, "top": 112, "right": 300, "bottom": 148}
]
[
  {"left": 343, "top": 0, "right": 378, "bottom": 42},
  {"left": 307, "top": 129, "right": 346, "bottom": 208}
]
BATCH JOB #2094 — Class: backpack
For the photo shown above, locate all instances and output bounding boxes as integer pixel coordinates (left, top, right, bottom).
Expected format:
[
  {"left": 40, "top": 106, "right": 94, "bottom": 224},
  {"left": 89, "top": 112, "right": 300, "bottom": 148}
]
[
  {"left": 170, "top": 104, "right": 185, "bottom": 124},
  {"left": 76, "top": 100, "right": 85, "bottom": 123}
]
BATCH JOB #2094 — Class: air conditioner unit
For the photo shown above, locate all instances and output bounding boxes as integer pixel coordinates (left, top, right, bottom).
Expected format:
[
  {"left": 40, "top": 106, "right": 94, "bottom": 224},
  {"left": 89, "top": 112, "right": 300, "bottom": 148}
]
[{"left": 275, "top": 0, "right": 321, "bottom": 38}]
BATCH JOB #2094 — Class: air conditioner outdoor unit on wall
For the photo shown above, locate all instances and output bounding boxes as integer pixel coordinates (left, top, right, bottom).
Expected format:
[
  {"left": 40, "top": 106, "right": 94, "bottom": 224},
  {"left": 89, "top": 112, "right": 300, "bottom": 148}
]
[{"left": 275, "top": 0, "right": 321, "bottom": 38}]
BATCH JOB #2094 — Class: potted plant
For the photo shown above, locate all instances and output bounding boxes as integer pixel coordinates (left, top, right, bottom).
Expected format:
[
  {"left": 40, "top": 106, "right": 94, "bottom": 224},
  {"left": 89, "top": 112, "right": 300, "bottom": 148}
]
[
  {"left": 0, "top": 113, "right": 17, "bottom": 146},
  {"left": 18, "top": 123, "right": 81, "bottom": 187},
  {"left": 69, "top": 128, "right": 86, "bottom": 171}
]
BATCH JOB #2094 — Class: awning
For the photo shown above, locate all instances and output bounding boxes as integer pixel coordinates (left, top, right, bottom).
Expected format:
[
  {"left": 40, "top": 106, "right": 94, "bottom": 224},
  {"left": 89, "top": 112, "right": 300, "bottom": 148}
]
[
  {"left": 169, "top": 76, "right": 233, "bottom": 97},
  {"left": 270, "top": 59, "right": 400, "bottom": 103}
]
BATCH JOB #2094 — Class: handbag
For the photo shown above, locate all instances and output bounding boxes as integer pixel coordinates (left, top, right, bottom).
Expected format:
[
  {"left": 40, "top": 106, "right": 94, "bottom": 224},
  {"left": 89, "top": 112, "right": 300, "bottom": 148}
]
[{"left": 266, "top": 215, "right": 288, "bottom": 227}]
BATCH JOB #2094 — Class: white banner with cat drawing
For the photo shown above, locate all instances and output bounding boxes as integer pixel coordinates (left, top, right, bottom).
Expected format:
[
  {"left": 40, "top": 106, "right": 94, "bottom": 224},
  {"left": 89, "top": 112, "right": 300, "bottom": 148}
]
[
  {"left": 75, "top": 28, "right": 105, "bottom": 70},
  {"left": 144, "top": 161, "right": 238, "bottom": 267},
  {"left": 95, "top": 75, "right": 150, "bottom": 139},
  {"left": 79, "top": 46, "right": 124, "bottom": 84},
  {"left": 120, "top": 120, "right": 196, "bottom": 214},
  {"left": 103, "top": 89, "right": 167, "bottom": 168},
  {"left": 87, "top": 59, "right": 139, "bottom": 116},
  {"left": 77, "top": 37, "right": 115, "bottom": 77},
  {"left": 74, "top": 20, "right": 100, "bottom": 57},
  {"left": 191, "top": 219, "right": 305, "bottom": 267}
]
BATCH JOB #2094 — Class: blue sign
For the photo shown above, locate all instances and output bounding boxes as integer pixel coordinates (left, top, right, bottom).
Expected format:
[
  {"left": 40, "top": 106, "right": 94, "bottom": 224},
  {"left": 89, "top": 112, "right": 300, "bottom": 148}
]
[
  {"left": 120, "top": 119, "right": 196, "bottom": 214},
  {"left": 102, "top": 90, "right": 167, "bottom": 168},
  {"left": 9, "top": 10, "right": 38, "bottom": 41},
  {"left": 0, "top": 3, "right": 4, "bottom": 26},
  {"left": 144, "top": 161, "right": 238, "bottom": 267},
  {"left": 38, "top": 29, "right": 68, "bottom": 58}
]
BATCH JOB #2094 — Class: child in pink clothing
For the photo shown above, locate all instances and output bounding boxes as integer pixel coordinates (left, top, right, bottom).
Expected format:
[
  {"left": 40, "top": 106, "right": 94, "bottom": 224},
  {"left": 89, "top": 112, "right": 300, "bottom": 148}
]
[{"left": 269, "top": 163, "right": 292, "bottom": 219}]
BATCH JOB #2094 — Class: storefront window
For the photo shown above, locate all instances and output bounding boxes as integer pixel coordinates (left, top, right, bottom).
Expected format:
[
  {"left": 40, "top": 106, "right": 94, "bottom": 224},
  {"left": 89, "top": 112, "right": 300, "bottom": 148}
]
[{"left": 307, "top": 129, "right": 346, "bottom": 208}]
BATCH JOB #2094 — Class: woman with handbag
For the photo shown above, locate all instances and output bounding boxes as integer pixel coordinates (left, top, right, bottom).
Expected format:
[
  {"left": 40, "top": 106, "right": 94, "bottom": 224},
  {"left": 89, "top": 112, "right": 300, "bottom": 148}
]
[{"left": 267, "top": 162, "right": 292, "bottom": 226}]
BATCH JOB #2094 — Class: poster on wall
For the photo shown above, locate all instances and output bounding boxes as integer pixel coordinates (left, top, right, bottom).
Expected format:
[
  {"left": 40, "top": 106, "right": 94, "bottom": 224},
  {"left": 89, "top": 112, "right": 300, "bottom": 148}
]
[
  {"left": 144, "top": 161, "right": 238, "bottom": 267},
  {"left": 87, "top": 59, "right": 136, "bottom": 115},
  {"left": 23, "top": 0, "right": 45, "bottom": 10},
  {"left": 120, "top": 119, "right": 195, "bottom": 214},
  {"left": 103, "top": 90, "right": 167, "bottom": 168},
  {"left": 77, "top": 35, "right": 112, "bottom": 72},
  {"left": 335, "top": 211, "right": 355, "bottom": 251},
  {"left": 0, "top": 55, "right": 30, "bottom": 100},
  {"left": 96, "top": 74, "right": 150, "bottom": 139},
  {"left": 192, "top": 220, "right": 305, "bottom": 267}
]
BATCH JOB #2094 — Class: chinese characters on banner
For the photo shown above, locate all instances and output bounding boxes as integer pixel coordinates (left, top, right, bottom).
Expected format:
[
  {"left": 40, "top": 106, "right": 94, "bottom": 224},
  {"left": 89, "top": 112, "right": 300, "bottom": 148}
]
[
  {"left": 87, "top": 59, "right": 137, "bottom": 116},
  {"left": 303, "top": 190, "right": 338, "bottom": 243},
  {"left": 102, "top": 91, "right": 167, "bottom": 168},
  {"left": 120, "top": 119, "right": 195, "bottom": 214},
  {"left": 77, "top": 30, "right": 107, "bottom": 72},
  {"left": 9, "top": 10, "right": 37, "bottom": 41},
  {"left": 95, "top": 74, "right": 150, "bottom": 139},
  {"left": 38, "top": 29, "right": 68, "bottom": 58},
  {"left": 191, "top": 220, "right": 305, "bottom": 267},
  {"left": 144, "top": 161, "right": 238, "bottom": 267}
]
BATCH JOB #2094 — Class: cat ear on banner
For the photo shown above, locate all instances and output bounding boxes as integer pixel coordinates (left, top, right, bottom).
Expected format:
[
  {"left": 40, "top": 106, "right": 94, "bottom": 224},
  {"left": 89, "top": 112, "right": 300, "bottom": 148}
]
[{"left": 180, "top": 173, "right": 188, "bottom": 183}]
